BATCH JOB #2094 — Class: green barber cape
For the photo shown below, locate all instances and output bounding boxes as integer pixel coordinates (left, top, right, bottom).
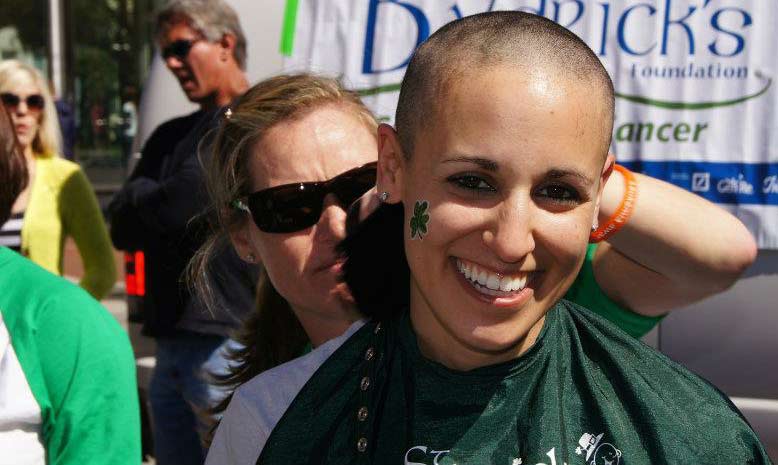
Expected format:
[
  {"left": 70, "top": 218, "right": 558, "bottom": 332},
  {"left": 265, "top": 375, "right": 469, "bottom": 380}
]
[{"left": 258, "top": 301, "right": 769, "bottom": 465}]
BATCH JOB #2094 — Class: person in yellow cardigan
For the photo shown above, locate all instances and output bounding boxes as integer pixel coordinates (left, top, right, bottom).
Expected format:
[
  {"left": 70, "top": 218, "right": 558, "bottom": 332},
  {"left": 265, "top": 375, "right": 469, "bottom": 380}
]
[{"left": 0, "top": 60, "right": 116, "bottom": 299}]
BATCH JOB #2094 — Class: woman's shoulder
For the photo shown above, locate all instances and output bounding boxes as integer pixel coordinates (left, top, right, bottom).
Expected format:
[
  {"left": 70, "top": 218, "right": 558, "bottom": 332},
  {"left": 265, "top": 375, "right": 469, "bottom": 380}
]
[
  {"left": 35, "top": 155, "right": 83, "bottom": 186},
  {"left": 0, "top": 248, "right": 118, "bottom": 330},
  {"left": 207, "top": 320, "right": 367, "bottom": 464},
  {"left": 236, "top": 319, "right": 365, "bottom": 415}
]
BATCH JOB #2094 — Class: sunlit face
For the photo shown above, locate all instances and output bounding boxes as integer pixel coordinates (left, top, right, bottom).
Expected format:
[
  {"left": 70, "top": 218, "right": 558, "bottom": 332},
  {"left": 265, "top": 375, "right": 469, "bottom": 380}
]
[
  {"left": 2, "top": 78, "right": 42, "bottom": 153},
  {"left": 159, "top": 22, "right": 227, "bottom": 104},
  {"left": 382, "top": 65, "right": 611, "bottom": 370},
  {"left": 239, "top": 104, "right": 377, "bottom": 324}
]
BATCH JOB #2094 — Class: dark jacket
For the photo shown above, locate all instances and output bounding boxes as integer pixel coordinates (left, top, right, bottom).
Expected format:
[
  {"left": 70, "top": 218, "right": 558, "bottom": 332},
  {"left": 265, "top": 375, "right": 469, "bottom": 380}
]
[{"left": 109, "top": 110, "right": 257, "bottom": 337}]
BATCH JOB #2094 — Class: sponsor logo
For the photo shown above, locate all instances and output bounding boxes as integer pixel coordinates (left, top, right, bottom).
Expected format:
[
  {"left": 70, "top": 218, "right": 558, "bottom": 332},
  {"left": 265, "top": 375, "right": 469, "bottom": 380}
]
[
  {"left": 692, "top": 172, "right": 710, "bottom": 192},
  {"left": 355, "top": 0, "right": 768, "bottom": 109},
  {"left": 764, "top": 175, "right": 778, "bottom": 194},
  {"left": 717, "top": 174, "right": 754, "bottom": 195},
  {"left": 576, "top": 432, "right": 622, "bottom": 465},
  {"left": 403, "top": 432, "right": 623, "bottom": 464}
]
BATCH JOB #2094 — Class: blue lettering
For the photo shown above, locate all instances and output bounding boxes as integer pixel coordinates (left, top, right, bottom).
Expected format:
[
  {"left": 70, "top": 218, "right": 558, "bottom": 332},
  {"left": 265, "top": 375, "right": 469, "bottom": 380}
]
[
  {"left": 450, "top": 4, "right": 464, "bottom": 20},
  {"left": 708, "top": 8, "right": 752, "bottom": 57},
  {"left": 552, "top": 0, "right": 584, "bottom": 29},
  {"left": 661, "top": 0, "right": 696, "bottom": 55},
  {"left": 451, "top": 0, "right": 499, "bottom": 19},
  {"left": 617, "top": 3, "right": 657, "bottom": 56},
  {"left": 516, "top": 0, "right": 547, "bottom": 17},
  {"left": 598, "top": 2, "right": 610, "bottom": 56},
  {"left": 362, "top": 0, "right": 430, "bottom": 74}
]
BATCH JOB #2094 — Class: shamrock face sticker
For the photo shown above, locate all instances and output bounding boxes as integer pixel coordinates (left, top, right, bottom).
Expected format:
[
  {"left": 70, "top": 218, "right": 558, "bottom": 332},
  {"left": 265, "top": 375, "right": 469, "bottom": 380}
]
[{"left": 410, "top": 200, "right": 430, "bottom": 240}]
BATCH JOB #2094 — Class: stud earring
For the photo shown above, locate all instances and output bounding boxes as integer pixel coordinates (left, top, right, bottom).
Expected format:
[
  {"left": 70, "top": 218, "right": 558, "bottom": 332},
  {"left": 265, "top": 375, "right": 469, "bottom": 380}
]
[
  {"left": 245, "top": 253, "right": 256, "bottom": 263},
  {"left": 378, "top": 192, "right": 390, "bottom": 203}
]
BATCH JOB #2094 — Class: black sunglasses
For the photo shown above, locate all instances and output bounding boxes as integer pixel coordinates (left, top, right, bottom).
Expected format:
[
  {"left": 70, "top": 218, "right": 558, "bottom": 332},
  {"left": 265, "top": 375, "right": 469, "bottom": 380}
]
[
  {"left": 161, "top": 38, "right": 202, "bottom": 60},
  {"left": 1, "top": 92, "right": 45, "bottom": 112},
  {"left": 234, "top": 162, "right": 377, "bottom": 233}
]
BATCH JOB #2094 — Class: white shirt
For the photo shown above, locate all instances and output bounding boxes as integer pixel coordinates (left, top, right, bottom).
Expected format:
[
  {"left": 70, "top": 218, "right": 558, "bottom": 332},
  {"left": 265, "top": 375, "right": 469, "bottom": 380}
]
[{"left": 206, "top": 320, "right": 365, "bottom": 465}]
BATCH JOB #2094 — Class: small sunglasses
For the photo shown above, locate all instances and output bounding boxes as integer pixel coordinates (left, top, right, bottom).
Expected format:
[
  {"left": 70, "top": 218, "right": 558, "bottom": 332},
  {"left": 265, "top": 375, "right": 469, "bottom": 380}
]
[
  {"left": 161, "top": 38, "right": 202, "bottom": 61},
  {"left": 1, "top": 92, "right": 45, "bottom": 112},
  {"left": 234, "top": 162, "right": 377, "bottom": 233}
]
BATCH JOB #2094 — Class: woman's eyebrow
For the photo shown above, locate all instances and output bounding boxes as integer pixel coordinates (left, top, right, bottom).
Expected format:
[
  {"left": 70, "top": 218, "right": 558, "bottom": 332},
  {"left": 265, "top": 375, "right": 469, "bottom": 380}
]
[
  {"left": 547, "top": 169, "right": 595, "bottom": 186},
  {"left": 441, "top": 156, "right": 498, "bottom": 172}
]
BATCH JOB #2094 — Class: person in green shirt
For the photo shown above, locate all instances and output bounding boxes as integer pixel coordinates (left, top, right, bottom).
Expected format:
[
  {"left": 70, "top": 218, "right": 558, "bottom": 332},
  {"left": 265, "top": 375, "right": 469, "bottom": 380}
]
[
  {"left": 0, "top": 102, "right": 140, "bottom": 463},
  {"left": 206, "top": 12, "right": 768, "bottom": 464}
]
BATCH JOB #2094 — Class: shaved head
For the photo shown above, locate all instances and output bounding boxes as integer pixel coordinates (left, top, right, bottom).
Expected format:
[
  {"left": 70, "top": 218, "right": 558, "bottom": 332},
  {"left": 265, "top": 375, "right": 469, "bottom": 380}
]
[{"left": 395, "top": 11, "right": 615, "bottom": 158}]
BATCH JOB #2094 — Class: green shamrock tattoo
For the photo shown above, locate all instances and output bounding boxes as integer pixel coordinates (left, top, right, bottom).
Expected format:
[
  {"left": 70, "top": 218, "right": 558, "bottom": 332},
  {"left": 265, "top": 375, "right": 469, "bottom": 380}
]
[{"left": 410, "top": 200, "right": 430, "bottom": 240}]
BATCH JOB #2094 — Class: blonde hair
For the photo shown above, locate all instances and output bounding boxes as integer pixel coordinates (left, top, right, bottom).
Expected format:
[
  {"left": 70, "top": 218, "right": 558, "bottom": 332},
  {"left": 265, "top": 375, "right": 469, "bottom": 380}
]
[
  {"left": 192, "top": 72, "right": 377, "bottom": 314},
  {"left": 0, "top": 60, "right": 62, "bottom": 157},
  {"left": 189, "top": 73, "right": 378, "bottom": 430}
]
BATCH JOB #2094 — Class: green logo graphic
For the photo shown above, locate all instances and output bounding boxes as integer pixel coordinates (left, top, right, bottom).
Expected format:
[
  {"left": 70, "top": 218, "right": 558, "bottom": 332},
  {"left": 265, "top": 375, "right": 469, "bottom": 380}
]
[
  {"left": 615, "top": 76, "right": 772, "bottom": 110},
  {"left": 410, "top": 200, "right": 430, "bottom": 240},
  {"left": 356, "top": 77, "right": 772, "bottom": 111}
]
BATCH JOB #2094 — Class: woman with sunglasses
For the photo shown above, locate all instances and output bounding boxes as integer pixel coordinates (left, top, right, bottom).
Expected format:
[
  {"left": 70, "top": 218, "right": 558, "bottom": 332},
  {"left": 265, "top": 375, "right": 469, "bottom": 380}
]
[
  {"left": 0, "top": 60, "right": 116, "bottom": 299},
  {"left": 204, "top": 13, "right": 766, "bottom": 465}
]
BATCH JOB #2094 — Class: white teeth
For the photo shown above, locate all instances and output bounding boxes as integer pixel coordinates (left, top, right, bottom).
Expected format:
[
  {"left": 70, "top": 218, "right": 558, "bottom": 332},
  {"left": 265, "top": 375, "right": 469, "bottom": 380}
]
[
  {"left": 486, "top": 274, "right": 500, "bottom": 290},
  {"left": 455, "top": 258, "right": 529, "bottom": 296}
]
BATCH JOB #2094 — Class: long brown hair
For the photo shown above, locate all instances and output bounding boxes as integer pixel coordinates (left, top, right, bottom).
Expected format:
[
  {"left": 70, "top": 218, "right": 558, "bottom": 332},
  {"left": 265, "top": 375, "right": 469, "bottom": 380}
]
[
  {"left": 189, "top": 73, "right": 378, "bottom": 425},
  {"left": 0, "top": 106, "right": 27, "bottom": 224}
]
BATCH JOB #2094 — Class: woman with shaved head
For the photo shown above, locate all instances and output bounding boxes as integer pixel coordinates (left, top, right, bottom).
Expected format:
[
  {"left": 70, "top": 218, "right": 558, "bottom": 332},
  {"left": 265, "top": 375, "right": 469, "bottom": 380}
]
[{"left": 206, "top": 11, "right": 767, "bottom": 465}]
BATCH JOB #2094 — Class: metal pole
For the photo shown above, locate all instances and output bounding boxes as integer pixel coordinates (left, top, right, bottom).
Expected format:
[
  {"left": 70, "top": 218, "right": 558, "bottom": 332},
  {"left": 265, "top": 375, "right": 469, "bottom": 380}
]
[{"left": 48, "top": 0, "right": 64, "bottom": 97}]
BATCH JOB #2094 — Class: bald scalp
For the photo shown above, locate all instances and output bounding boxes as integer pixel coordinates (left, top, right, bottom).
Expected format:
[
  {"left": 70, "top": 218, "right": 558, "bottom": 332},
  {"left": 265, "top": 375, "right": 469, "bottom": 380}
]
[{"left": 395, "top": 11, "right": 615, "bottom": 158}]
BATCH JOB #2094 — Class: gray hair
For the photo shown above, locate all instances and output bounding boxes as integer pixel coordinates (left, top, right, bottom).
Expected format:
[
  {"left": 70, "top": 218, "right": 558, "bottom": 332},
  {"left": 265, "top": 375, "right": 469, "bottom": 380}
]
[{"left": 155, "top": 0, "right": 247, "bottom": 70}]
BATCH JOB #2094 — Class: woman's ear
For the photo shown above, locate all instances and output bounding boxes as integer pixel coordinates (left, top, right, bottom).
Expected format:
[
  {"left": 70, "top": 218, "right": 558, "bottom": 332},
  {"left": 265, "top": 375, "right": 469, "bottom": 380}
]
[
  {"left": 593, "top": 153, "right": 616, "bottom": 221},
  {"left": 376, "top": 123, "right": 405, "bottom": 204},
  {"left": 228, "top": 218, "right": 262, "bottom": 265}
]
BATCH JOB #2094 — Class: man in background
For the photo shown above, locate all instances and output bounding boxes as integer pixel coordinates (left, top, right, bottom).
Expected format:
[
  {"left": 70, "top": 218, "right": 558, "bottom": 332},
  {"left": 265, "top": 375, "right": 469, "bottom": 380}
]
[{"left": 108, "top": 1, "right": 257, "bottom": 463}]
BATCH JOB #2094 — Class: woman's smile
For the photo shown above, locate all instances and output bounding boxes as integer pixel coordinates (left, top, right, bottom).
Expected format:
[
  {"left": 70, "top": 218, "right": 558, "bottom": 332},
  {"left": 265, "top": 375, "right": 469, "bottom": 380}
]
[{"left": 452, "top": 257, "right": 537, "bottom": 308}]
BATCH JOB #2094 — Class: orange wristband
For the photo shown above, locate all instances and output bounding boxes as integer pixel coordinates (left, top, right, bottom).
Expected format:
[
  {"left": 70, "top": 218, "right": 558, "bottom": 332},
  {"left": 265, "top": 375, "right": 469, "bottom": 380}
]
[{"left": 590, "top": 164, "right": 638, "bottom": 243}]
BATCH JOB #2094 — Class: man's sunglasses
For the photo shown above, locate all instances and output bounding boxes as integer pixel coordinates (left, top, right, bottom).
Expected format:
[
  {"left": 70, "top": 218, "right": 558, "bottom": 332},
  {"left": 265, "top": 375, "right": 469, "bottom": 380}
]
[
  {"left": 1, "top": 93, "right": 45, "bottom": 112},
  {"left": 161, "top": 38, "right": 202, "bottom": 61},
  {"left": 234, "top": 162, "right": 377, "bottom": 233}
]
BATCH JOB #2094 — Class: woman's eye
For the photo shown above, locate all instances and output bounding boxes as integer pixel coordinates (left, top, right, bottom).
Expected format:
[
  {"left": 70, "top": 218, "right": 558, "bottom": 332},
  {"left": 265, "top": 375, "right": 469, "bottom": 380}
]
[
  {"left": 449, "top": 175, "right": 495, "bottom": 192},
  {"left": 537, "top": 184, "right": 580, "bottom": 203}
]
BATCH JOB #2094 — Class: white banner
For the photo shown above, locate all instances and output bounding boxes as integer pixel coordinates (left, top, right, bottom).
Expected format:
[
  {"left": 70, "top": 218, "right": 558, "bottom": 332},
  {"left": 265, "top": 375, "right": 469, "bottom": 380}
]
[{"left": 282, "top": 0, "right": 778, "bottom": 248}]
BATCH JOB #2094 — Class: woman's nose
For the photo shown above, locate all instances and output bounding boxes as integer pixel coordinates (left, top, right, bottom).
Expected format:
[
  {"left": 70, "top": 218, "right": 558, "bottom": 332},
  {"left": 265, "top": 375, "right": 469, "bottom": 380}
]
[
  {"left": 482, "top": 201, "right": 536, "bottom": 263},
  {"left": 316, "top": 193, "right": 348, "bottom": 241},
  {"left": 15, "top": 101, "right": 28, "bottom": 115}
]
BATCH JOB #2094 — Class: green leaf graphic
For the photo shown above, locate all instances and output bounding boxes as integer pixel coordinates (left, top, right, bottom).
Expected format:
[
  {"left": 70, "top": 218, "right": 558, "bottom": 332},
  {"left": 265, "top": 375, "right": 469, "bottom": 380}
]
[{"left": 410, "top": 200, "right": 429, "bottom": 240}]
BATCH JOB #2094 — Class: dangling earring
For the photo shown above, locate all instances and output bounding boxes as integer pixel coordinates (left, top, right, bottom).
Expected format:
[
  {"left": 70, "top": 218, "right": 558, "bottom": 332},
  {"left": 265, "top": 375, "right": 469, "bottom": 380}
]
[
  {"left": 378, "top": 191, "right": 390, "bottom": 203},
  {"left": 591, "top": 219, "right": 598, "bottom": 232}
]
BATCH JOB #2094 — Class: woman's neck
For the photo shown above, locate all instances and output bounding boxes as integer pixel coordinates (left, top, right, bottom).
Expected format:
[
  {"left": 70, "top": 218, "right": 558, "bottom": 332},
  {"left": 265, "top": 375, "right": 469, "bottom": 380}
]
[
  {"left": 408, "top": 288, "right": 547, "bottom": 371},
  {"left": 292, "top": 303, "right": 362, "bottom": 348}
]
